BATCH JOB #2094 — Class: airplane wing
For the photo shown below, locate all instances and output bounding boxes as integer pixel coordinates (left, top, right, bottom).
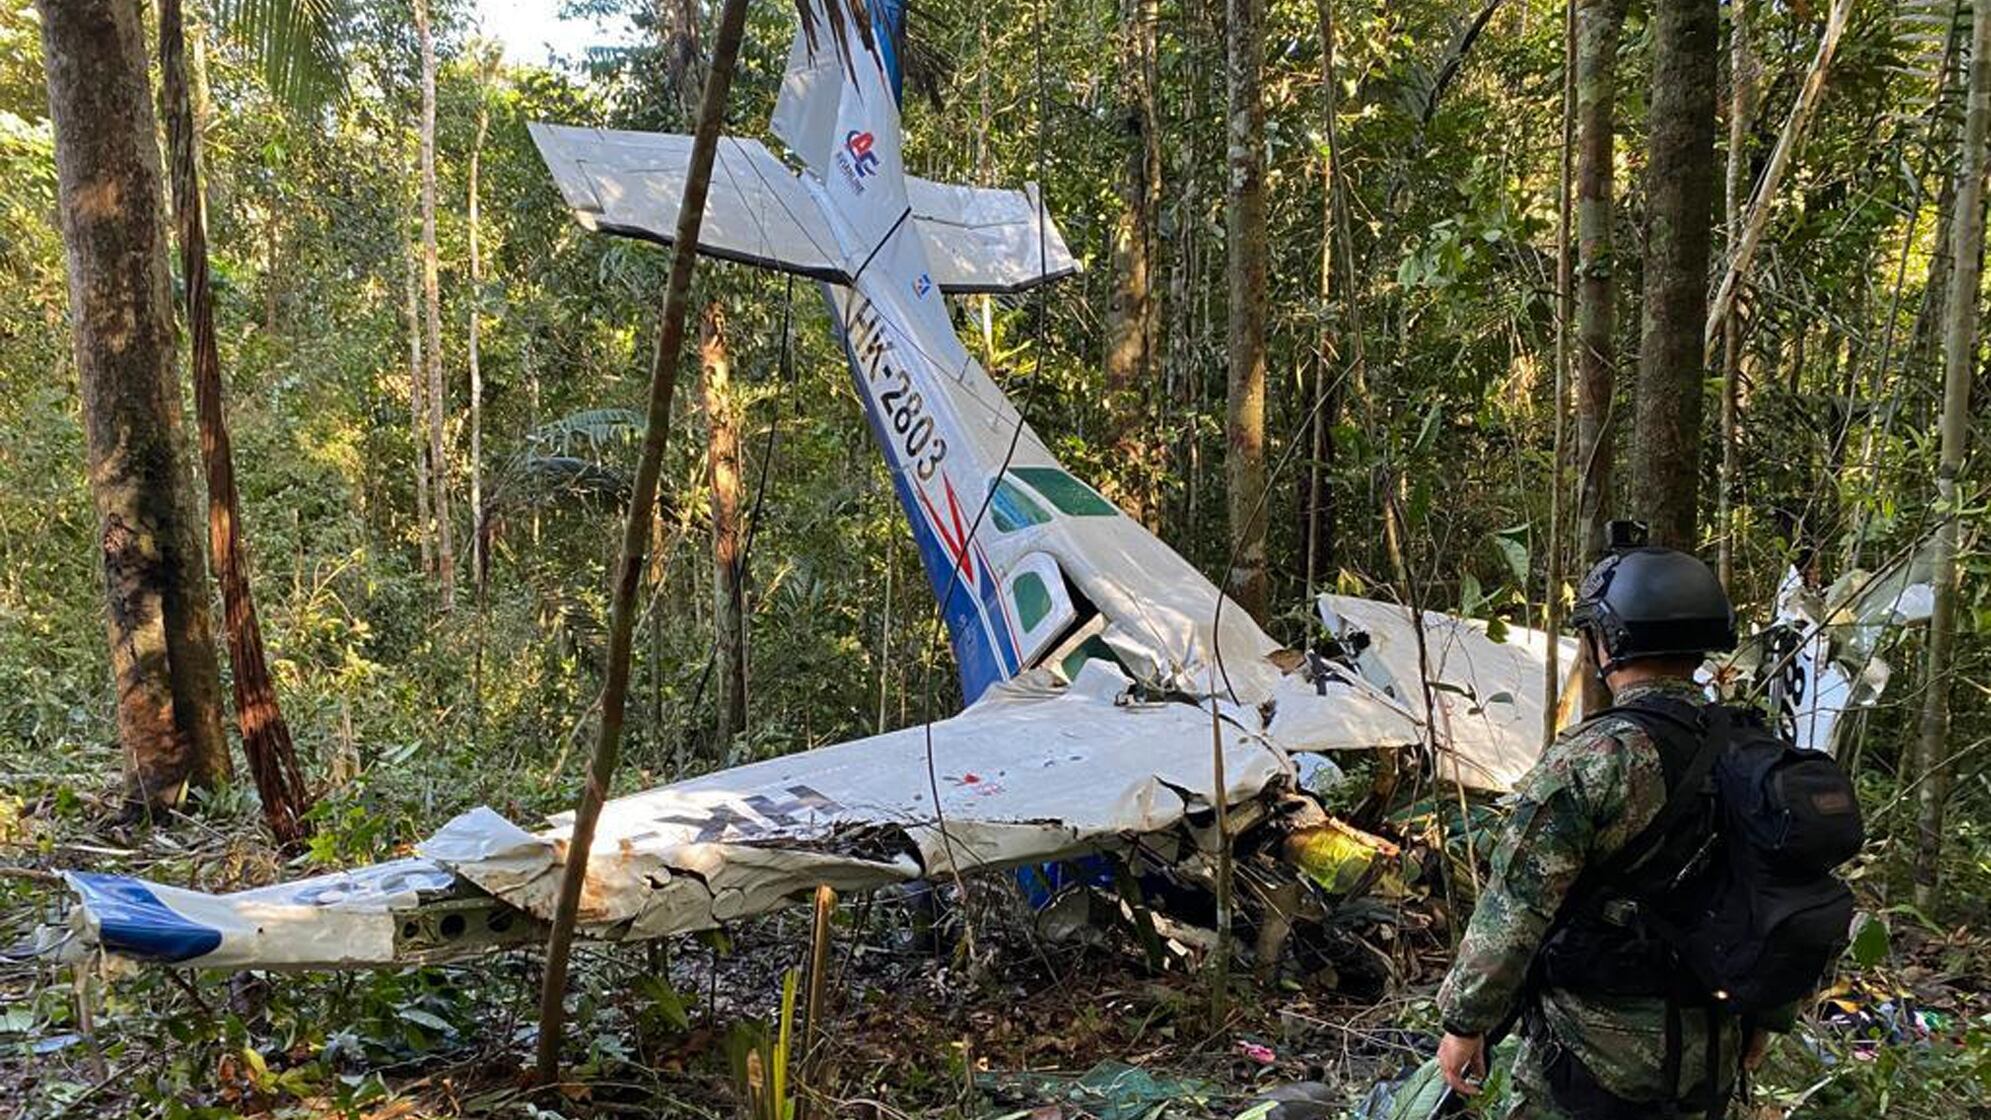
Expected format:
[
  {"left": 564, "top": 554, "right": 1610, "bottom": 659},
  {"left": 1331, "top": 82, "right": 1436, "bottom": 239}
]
[
  {"left": 530, "top": 124, "right": 1077, "bottom": 294},
  {"left": 530, "top": 124, "right": 847, "bottom": 282},
  {"left": 58, "top": 660, "right": 1430, "bottom": 970},
  {"left": 1316, "top": 594, "right": 1580, "bottom": 792}
]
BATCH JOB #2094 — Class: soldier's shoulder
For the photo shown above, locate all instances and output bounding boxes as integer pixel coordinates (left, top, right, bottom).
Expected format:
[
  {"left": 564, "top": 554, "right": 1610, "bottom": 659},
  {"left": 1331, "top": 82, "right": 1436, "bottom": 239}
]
[
  {"left": 1525, "top": 710, "right": 1650, "bottom": 800},
  {"left": 1550, "top": 708, "right": 1654, "bottom": 757}
]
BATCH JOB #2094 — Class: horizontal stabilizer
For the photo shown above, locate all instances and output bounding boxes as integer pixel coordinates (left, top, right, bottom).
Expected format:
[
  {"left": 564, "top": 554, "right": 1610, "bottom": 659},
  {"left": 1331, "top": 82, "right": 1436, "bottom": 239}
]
[
  {"left": 529, "top": 123, "right": 1078, "bottom": 293},
  {"left": 530, "top": 123, "right": 845, "bottom": 280},
  {"left": 907, "top": 177, "right": 1078, "bottom": 294}
]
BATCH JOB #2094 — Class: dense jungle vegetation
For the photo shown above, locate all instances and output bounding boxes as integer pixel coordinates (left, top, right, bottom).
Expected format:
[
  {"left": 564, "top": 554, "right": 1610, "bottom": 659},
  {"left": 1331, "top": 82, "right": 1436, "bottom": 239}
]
[{"left": 1, "top": 0, "right": 1988, "bottom": 1115}]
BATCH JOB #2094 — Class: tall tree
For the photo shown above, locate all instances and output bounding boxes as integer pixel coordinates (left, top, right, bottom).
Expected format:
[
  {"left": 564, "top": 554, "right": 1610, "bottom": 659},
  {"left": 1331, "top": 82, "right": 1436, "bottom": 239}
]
[
  {"left": 1573, "top": 0, "right": 1628, "bottom": 562},
  {"left": 39, "top": 0, "right": 230, "bottom": 810},
  {"left": 1225, "top": 0, "right": 1270, "bottom": 623},
  {"left": 406, "top": 178, "right": 432, "bottom": 575},
  {"left": 415, "top": 0, "right": 454, "bottom": 611},
  {"left": 1632, "top": 0, "right": 1719, "bottom": 550},
  {"left": 1573, "top": 0, "right": 1629, "bottom": 714},
  {"left": 536, "top": 0, "right": 751, "bottom": 1081},
  {"left": 1715, "top": 0, "right": 1757, "bottom": 590},
  {"left": 699, "top": 304, "right": 747, "bottom": 750},
  {"left": 1912, "top": 0, "right": 1990, "bottom": 912},
  {"left": 158, "top": 0, "right": 311, "bottom": 843},
  {"left": 1307, "top": 0, "right": 1344, "bottom": 591},
  {"left": 658, "top": 0, "right": 745, "bottom": 752},
  {"left": 1103, "top": 0, "right": 1162, "bottom": 528},
  {"left": 469, "top": 44, "right": 495, "bottom": 607}
]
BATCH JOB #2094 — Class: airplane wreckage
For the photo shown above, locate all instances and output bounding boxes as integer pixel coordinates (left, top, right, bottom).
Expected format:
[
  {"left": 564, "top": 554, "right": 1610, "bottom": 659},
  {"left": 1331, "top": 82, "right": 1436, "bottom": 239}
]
[{"left": 52, "top": 0, "right": 1929, "bottom": 978}]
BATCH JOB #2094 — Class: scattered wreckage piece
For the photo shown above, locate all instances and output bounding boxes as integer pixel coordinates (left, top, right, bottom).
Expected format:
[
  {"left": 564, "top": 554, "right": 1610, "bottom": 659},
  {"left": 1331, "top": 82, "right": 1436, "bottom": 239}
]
[{"left": 52, "top": 615, "right": 1571, "bottom": 973}]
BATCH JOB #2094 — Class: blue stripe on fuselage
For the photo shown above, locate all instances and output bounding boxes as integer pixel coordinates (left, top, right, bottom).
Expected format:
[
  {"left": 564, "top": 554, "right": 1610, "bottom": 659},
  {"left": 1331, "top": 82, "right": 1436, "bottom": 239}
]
[
  {"left": 823, "top": 284, "right": 1016, "bottom": 702},
  {"left": 67, "top": 873, "right": 223, "bottom": 963}
]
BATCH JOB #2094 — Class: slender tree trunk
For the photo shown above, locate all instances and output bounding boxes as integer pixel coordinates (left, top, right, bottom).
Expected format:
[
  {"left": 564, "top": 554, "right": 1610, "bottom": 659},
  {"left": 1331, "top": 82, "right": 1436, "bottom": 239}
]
[
  {"left": 1546, "top": 0, "right": 1577, "bottom": 745},
  {"left": 1165, "top": 12, "right": 1207, "bottom": 540},
  {"left": 406, "top": 205, "right": 432, "bottom": 575},
  {"left": 40, "top": 0, "right": 230, "bottom": 810},
  {"left": 1912, "top": 0, "right": 1991, "bottom": 914},
  {"left": 1705, "top": 0, "right": 1856, "bottom": 351},
  {"left": 158, "top": 0, "right": 309, "bottom": 843},
  {"left": 1105, "top": 0, "right": 1162, "bottom": 528},
  {"left": 535, "top": 0, "right": 750, "bottom": 1082},
  {"left": 1715, "top": 0, "right": 1757, "bottom": 592},
  {"left": 1632, "top": 0, "right": 1719, "bottom": 550},
  {"left": 469, "top": 77, "right": 489, "bottom": 605},
  {"left": 699, "top": 305, "right": 747, "bottom": 750},
  {"left": 1573, "top": 0, "right": 1628, "bottom": 714},
  {"left": 1225, "top": 0, "right": 1270, "bottom": 623},
  {"left": 1308, "top": 0, "right": 1344, "bottom": 594},
  {"left": 1574, "top": 0, "right": 1628, "bottom": 563},
  {"left": 415, "top": 0, "right": 453, "bottom": 611}
]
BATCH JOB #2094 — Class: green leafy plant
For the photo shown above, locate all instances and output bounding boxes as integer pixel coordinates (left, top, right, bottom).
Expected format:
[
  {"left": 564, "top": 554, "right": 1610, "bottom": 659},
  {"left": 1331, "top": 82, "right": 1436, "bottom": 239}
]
[{"left": 726, "top": 968, "right": 799, "bottom": 1120}]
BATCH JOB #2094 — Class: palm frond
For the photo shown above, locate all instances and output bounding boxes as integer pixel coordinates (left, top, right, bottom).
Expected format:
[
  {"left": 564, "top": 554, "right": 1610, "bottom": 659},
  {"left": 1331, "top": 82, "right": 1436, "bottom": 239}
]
[
  {"left": 527, "top": 408, "right": 646, "bottom": 457},
  {"left": 217, "top": 0, "right": 353, "bottom": 114}
]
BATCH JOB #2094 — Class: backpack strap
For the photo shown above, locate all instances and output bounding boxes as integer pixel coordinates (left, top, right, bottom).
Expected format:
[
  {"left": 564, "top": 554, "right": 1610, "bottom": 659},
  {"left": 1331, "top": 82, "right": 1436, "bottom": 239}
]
[{"left": 1565, "top": 697, "right": 1729, "bottom": 908}]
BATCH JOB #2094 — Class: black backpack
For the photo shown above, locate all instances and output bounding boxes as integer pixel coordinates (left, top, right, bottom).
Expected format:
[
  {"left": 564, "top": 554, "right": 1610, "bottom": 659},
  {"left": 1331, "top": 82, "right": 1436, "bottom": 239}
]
[
  {"left": 1563, "top": 695, "right": 1865, "bottom": 1014},
  {"left": 1528, "top": 696, "right": 1865, "bottom": 1119}
]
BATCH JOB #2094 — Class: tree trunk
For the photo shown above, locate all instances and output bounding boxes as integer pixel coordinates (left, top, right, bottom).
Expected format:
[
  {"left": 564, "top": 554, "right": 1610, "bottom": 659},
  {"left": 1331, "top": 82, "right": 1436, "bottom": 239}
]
[
  {"left": 469, "top": 74, "right": 489, "bottom": 605},
  {"left": 1307, "top": 0, "right": 1344, "bottom": 593},
  {"left": 1573, "top": 0, "right": 1629, "bottom": 715},
  {"left": 1225, "top": 0, "right": 1270, "bottom": 624},
  {"left": 158, "top": 0, "right": 310, "bottom": 844},
  {"left": 699, "top": 305, "right": 747, "bottom": 751},
  {"left": 1104, "top": 0, "right": 1162, "bottom": 529},
  {"left": 1705, "top": 0, "right": 1856, "bottom": 352},
  {"left": 535, "top": 0, "right": 751, "bottom": 1082},
  {"left": 415, "top": 0, "right": 453, "bottom": 611},
  {"left": 1911, "top": 0, "right": 1991, "bottom": 914},
  {"left": 406, "top": 201, "right": 431, "bottom": 575},
  {"left": 1715, "top": 0, "right": 1757, "bottom": 591},
  {"left": 1632, "top": 0, "right": 1719, "bottom": 550},
  {"left": 1546, "top": 0, "right": 1577, "bottom": 745},
  {"left": 39, "top": 0, "right": 230, "bottom": 811},
  {"left": 1574, "top": 0, "right": 1628, "bottom": 563}
]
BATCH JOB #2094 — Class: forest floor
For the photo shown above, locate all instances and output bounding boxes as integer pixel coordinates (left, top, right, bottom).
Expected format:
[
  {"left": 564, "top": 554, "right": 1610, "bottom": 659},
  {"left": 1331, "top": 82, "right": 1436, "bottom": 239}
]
[{"left": 6, "top": 780, "right": 1991, "bottom": 1119}]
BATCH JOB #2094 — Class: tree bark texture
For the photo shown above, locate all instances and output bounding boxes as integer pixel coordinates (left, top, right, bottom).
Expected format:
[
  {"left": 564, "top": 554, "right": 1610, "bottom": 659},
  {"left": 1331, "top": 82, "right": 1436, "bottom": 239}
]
[
  {"left": 1572, "top": 0, "right": 1628, "bottom": 716},
  {"left": 1912, "top": 0, "right": 1991, "bottom": 913},
  {"left": 1308, "top": 0, "right": 1344, "bottom": 592},
  {"left": 39, "top": 0, "right": 230, "bottom": 809},
  {"left": 699, "top": 304, "right": 747, "bottom": 751},
  {"left": 1104, "top": 0, "right": 1162, "bottom": 529},
  {"left": 1632, "top": 0, "right": 1719, "bottom": 550},
  {"left": 416, "top": 0, "right": 454, "bottom": 611},
  {"left": 159, "top": 0, "right": 310, "bottom": 844},
  {"left": 406, "top": 206, "right": 431, "bottom": 575},
  {"left": 1715, "top": 0, "right": 1756, "bottom": 591},
  {"left": 1574, "top": 0, "right": 1628, "bottom": 564},
  {"left": 1225, "top": 0, "right": 1270, "bottom": 624}
]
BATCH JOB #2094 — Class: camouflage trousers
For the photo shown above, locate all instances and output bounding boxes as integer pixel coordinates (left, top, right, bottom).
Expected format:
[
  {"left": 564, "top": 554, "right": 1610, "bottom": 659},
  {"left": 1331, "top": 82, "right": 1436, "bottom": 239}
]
[{"left": 1499, "top": 1033, "right": 1725, "bottom": 1120}]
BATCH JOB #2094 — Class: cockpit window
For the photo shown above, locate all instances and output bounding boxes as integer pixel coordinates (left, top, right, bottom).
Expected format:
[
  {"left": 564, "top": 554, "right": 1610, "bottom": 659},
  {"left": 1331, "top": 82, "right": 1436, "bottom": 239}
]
[
  {"left": 1010, "top": 467, "right": 1118, "bottom": 517},
  {"left": 990, "top": 477, "right": 1051, "bottom": 533}
]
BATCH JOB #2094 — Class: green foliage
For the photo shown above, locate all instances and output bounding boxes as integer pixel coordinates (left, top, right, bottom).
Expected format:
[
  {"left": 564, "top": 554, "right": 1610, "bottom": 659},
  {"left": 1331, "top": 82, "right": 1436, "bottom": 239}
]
[
  {"left": 726, "top": 968, "right": 800, "bottom": 1120},
  {"left": 217, "top": 0, "right": 355, "bottom": 114}
]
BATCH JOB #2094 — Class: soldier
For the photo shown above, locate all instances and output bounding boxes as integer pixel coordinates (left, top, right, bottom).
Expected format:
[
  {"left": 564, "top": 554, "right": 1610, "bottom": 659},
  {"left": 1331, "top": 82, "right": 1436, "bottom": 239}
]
[{"left": 1432, "top": 539, "right": 1776, "bottom": 1118}]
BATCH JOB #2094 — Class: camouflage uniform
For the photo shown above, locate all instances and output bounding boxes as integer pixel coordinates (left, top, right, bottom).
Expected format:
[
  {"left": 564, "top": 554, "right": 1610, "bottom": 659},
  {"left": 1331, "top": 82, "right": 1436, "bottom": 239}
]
[{"left": 1436, "top": 679, "right": 1743, "bottom": 1119}]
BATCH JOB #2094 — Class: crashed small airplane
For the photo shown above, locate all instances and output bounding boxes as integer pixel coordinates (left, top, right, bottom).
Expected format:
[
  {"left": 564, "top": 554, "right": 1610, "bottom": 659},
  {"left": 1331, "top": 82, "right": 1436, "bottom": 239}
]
[{"left": 52, "top": 0, "right": 1910, "bottom": 974}]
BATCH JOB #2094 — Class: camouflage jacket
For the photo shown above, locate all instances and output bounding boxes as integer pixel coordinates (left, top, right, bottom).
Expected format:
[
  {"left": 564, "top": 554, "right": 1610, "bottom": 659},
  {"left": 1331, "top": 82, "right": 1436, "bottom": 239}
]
[{"left": 1436, "top": 679, "right": 1742, "bottom": 1102}]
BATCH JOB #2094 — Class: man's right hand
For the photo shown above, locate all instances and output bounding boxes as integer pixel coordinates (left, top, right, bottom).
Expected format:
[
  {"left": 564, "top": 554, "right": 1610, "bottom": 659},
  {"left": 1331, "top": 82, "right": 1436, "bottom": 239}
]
[{"left": 1438, "top": 1032, "right": 1487, "bottom": 1095}]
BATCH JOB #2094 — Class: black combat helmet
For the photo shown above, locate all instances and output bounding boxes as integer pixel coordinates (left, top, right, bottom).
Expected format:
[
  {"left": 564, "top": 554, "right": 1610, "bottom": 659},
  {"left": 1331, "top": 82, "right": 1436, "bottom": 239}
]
[{"left": 1571, "top": 528, "right": 1736, "bottom": 671}]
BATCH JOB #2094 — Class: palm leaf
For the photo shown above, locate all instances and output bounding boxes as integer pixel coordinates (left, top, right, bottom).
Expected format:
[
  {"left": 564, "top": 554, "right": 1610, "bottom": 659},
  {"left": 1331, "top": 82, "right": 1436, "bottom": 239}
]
[
  {"left": 217, "top": 0, "right": 353, "bottom": 114},
  {"left": 527, "top": 408, "right": 646, "bottom": 457}
]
